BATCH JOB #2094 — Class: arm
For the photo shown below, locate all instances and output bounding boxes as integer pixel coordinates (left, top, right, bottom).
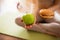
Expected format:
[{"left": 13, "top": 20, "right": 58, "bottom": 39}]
[
  {"left": 48, "top": 4, "right": 60, "bottom": 11},
  {"left": 48, "top": 0, "right": 60, "bottom": 11},
  {"left": 15, "top": 18, "right": 60, "bottom": 37},
  {"left": 36, "top": 23, "right": 60, "bottom": 37}
]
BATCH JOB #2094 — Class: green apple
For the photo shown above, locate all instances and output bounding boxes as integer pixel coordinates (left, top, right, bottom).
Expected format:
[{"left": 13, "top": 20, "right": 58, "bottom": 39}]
[{"left": 22, "top": 14, "right": 35, "bottom": 25}]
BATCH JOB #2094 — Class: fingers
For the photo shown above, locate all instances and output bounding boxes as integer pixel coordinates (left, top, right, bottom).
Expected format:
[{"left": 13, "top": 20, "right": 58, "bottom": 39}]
[{"left": 25, "top": 25, "right": 32, "bottom": 29}]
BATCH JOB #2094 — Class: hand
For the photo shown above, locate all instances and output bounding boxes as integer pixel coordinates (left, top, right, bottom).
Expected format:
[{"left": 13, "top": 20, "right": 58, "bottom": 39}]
[{"left": 15, "top": 17, "right": 60, "bottom": 37}]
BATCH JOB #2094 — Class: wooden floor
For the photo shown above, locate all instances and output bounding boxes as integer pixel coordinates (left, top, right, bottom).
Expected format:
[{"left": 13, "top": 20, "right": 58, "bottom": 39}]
[{"left": 0, "top": 34, "right": 26, "bottom": 40}]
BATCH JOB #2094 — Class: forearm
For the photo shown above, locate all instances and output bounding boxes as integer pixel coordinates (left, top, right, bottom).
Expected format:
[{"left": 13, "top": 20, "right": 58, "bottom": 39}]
[
  {"left": 48, "top": 4, "right": 60, "bottom": 11},
  {"left": 28, "top": 23, "right": 60, "bottom": 37},
  {"left": 48, "top": 0, "right": 60, "bottom": 11}
]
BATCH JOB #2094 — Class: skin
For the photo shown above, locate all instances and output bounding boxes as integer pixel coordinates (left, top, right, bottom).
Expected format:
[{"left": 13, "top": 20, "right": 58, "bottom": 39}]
[{"left": 16, "top": 0, "right": 60, "bottom": 37}]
